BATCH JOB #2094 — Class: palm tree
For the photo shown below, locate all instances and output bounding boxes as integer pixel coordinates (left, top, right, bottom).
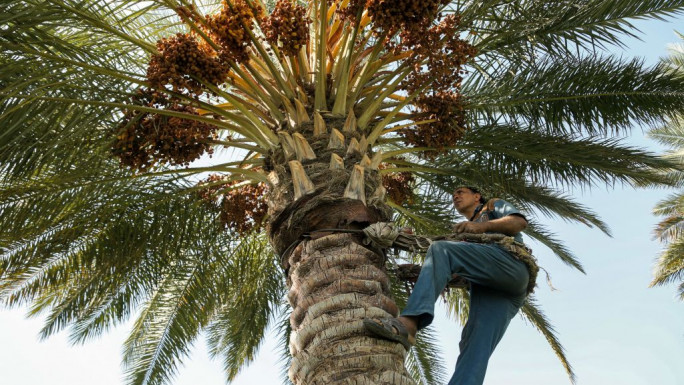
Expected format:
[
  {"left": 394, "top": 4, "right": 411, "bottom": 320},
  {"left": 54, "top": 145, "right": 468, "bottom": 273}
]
[
  {"left": 650, "top": 31, "right": 684, "bottom": 301},
  {"left": 2, "top": 1, "right": 683, "bottom": 384}
]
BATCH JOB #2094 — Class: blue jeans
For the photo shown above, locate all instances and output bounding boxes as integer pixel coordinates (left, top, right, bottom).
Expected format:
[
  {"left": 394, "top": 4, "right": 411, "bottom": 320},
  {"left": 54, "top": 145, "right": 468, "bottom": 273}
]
[{"left": 400, "top": 241, "right": 529, "bottom": 385}]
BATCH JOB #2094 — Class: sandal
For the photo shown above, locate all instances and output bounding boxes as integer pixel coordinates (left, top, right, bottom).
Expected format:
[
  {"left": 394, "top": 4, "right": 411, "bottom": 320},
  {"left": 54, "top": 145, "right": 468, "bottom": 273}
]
[{"left": 363, "top": 317, "right": 415, "bottom": 350}]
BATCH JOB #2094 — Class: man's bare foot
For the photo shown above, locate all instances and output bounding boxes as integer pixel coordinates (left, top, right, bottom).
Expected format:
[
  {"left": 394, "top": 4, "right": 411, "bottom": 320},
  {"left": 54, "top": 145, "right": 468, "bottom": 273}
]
[
  {"left": 397, "top": 316, "right": 418, "bottom": 339},
  {"left": 397, "top": 316, "right": 417, "bottom": 343}
]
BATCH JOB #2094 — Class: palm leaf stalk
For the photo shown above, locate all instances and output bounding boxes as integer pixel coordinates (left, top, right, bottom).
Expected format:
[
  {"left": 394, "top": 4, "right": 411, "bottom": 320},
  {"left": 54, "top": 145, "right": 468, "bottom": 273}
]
[{"left": 2, "top": 1, "right": 684, "bottom": 385}]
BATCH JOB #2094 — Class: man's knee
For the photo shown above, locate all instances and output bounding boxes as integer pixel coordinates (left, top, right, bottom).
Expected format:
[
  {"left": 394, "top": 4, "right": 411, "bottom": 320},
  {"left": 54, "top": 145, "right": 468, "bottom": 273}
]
[
  {"left": 424, "top": 241, "right": 452, "bottom": 272},
  {"left": 427, "top": 241, "right": 455, "bottom": 262},
  {"left": 428, "top": 240, "right": 448, "bottom": 254},
  {"left": 429, "top": 240, "right": 467, "bottom": 253},
  {"left": 429, "top": 240, "right": 472, "bottom": 260}
]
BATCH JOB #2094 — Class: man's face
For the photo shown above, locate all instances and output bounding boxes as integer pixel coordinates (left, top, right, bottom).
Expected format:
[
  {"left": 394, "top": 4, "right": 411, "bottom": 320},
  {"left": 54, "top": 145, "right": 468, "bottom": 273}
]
[{"left": 452, "top": 187, "right": 481, "bottom": 212}]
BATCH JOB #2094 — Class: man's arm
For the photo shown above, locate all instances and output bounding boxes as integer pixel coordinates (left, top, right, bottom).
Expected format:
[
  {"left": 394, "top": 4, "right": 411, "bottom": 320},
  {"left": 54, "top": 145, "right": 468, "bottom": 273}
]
[{"left": 453, "top": 214, "right": 527, "bottom": 236}]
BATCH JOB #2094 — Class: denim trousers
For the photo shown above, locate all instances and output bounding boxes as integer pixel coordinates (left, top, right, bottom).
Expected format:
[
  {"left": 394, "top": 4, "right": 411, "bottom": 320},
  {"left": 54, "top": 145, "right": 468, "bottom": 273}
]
[{"left": 400, "top": 240, "right": 529, "bottom": 385}]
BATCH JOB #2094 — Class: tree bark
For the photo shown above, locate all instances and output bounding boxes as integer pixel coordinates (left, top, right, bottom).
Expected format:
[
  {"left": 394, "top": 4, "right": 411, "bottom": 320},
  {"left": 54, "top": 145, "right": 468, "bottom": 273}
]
[
  {"left": 286, "top": 233, "right": 414, "bottom": 385},
  {"left": 265, "top": 113, "right": 413, "bottom": 384}
]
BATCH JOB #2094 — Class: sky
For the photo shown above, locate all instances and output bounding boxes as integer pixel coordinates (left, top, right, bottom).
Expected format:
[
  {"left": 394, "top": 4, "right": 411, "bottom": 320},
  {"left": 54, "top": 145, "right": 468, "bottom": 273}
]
[{"left": 1, "top": 14, "right": 684, "bottom": 385}]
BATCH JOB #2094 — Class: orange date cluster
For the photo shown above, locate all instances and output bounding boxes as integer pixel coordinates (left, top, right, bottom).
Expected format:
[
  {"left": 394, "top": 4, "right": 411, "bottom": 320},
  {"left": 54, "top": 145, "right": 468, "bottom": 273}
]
[
  {"left": 260, "top": 0, "right": 311, "bottom": 57},
  {"left": 146, "top": 33, "right": 229, "bottom": 96},
  {"left": 112, "top": 90, "right": 218, "bottom": 171},
  {"left": 197, "top": 174, "right": 268, "bottom": 234}
]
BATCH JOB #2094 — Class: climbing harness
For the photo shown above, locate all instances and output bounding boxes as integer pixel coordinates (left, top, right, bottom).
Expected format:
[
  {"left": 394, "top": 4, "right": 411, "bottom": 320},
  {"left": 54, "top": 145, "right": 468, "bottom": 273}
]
[
  {"left": 362, "top": 222, "right": 539, "bottom": 294},
  {"left": 280, "top": 222, "right": 541, "bottom": 294}
]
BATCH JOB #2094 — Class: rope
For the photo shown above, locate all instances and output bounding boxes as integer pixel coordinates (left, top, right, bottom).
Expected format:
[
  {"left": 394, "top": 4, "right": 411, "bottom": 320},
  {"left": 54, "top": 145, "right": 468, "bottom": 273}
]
[
  {"left": 278, "top": 222, "right": 541, "bottom": 294},
  {"left": 279, "top": 228, "right": 364, "bottom": 270}
]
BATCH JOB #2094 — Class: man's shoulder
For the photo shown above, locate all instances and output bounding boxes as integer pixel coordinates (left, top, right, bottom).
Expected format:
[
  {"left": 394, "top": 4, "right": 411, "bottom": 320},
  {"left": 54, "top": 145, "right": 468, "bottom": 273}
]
[
  {"left": 485, "top": 198, "right": 526, "bottom": 219},
  {"left": 484, "top": 198, "right": 501, "bottom": 212}
]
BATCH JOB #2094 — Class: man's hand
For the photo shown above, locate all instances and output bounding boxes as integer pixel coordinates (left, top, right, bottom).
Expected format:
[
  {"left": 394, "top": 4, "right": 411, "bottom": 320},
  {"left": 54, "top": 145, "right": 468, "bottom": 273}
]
[
  {"left": 400, "top": 227, "right": 414, "bottom": 234},
  {"left": 453, "top": 215, "right": 527, "bottom": 236},
  {"left": 452, "top": 221, "right": 488, "bottom": 234}
]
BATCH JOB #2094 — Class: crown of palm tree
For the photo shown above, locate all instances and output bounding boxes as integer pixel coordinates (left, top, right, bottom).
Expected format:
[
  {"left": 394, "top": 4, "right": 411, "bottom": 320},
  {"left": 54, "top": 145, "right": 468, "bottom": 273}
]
[{"left": 2, "top": 1, "right": 684, "bottom": 385}]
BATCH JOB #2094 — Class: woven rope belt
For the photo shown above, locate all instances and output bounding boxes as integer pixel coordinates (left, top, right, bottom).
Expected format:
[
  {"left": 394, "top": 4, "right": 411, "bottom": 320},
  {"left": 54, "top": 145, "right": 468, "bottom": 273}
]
[{"left": 362, "top": 222, "right": 539, "bottom": 295}]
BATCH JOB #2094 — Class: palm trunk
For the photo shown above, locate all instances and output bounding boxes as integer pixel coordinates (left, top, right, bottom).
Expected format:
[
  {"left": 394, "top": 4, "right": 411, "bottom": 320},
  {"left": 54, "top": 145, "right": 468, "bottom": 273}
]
[
  {"left": 286, "top": 233, "right": 413, "bottom": 385},
  {"left": 265, "top": 113, "right": 414, "bottom": 385}
]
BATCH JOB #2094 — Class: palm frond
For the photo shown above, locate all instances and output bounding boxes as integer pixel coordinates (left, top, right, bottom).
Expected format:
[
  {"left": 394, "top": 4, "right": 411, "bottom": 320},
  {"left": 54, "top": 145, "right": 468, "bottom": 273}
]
[
  {"left": 648, "top": 32, "right": 684, "bottom": 299},
  {"left": 466, "top": 0, "right": 684, "bottom": 58},
  {"left": 444, "top": 289, "right": 471, "bottom": 327},
  {"left": 653, "top": 212, "right": 684, "bottom": 242},
  {"left": 456, "top": 124, "right": 674, "bottom": 189},
  {"left": 121, "top": 248, "right": 212, "bottom": 385},
  {"left": 406, "top": 326, "right": 448, "bottom": 385},
  {"left": 466, "top": 56, "right": 684, "bottom": 136},
  {"left": 650, "top": 239, "right": 684, "bottom": 288},
  {"left": 122, "top": 231, "right": 280, "bottom": 385},
  {"left": 493, "top": 185, "right": 611, "bottom": 237},
  {"left": 524, "top": 221, "right": 585, "bottom": 273},
  {"left": 205, "top": 235, "right": 285, "bottom": 381},
  {"left": 274, "top": 304, "right": 295, "bottom": 385},
  {"left": 520, "top": 297, "right": 575, "bottom": 384},
  {"left": 649, "top": 117, "right": 684, "bottom": 148}
]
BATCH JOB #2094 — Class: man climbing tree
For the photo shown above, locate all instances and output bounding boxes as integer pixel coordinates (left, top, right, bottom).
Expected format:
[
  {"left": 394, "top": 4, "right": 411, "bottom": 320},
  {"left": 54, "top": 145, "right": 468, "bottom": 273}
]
[{"left": 365, "top": 186, "right": 534, "bottom": 385}]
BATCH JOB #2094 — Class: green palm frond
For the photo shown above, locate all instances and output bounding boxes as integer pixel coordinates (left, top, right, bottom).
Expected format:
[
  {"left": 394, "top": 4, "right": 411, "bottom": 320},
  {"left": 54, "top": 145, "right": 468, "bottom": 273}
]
[
  {"left": 122, "top": 232, "right": 281, "bottom": 385},
  {"left": 649, "top": 31, "right": 684, "bottom": 300},
  {"left": 390, "top": 190, "right": 456, "bottom": 237},
  {"left": 653, "top": 207, "right": 684, "bottom": 242},
  {"left": 466, "top": 56, "right": 684, "bottom": 136},
  {"left": 455, "top": 124, "right": 674, "bottom": 188},
  {"left": 0, "top": 176, "right": 244, "bottom": 385},
  {"left": 0, "top": 179, "right": 215, "bottom": 305},
  {"left": 205, "top": 235, "right": 285, "bottom": 381},
  {"left": 466, "top": 0, "right": 684, "bottom": 56},
  {"left": 406, "top": 326, "right": 449, "bottom": 385},
  {"left": 650, "top": 239, "right": 684, "bottom": 289},
  {"left": 650, "top": 117, "right": 684, "bottom": 148},
  {"left": 662, "top": 31, "right": 684, "bottom": 75},
  {"left": 524, "top": 221, "right": 585, "bottom": 273},
  {"left": 443, "top": 289, "right": 470, "bottom": 328},
  {"left": 520, "top": 297, "right": 575, "bottom": 384},
  {"left": 121, "top": 248, "right": 214, "bottom": 385},
  {"left": 653, "top": 192, "right": 684, "bottom": 216},
  {"left": 274, "top": 304, "right": 295, "bottom": 385},
  {"left": 494, "top": 186, "right": 610, "bottom": 236},
  {"left": 649, "top": 119, "right": 684, "bottom": 184}
]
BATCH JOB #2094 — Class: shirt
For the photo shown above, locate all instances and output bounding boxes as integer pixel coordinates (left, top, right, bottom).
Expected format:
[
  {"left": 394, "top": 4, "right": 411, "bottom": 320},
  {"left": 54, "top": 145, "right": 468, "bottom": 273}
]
[{"left": 471, "top": 199, "right": 526, "bottom": 244}]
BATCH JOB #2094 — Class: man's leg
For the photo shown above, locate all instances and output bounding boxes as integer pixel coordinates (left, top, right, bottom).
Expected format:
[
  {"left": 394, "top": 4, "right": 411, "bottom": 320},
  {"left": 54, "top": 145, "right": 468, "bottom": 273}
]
[
  {"left": 400, "top": 241, "right": 528, "bottom": 330},
  {"left": 448, "top": 284, "right": 525, "bottom": 385}
]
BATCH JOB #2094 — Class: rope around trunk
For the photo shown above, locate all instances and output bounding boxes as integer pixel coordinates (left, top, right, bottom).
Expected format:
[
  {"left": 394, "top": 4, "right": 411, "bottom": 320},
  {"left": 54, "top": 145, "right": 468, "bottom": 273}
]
[
  {"left": 361, "top": 222, "right": 539, "bottom": 294},
  {"left": 289, "top": 222, "right": 540, "bottom": 294}
]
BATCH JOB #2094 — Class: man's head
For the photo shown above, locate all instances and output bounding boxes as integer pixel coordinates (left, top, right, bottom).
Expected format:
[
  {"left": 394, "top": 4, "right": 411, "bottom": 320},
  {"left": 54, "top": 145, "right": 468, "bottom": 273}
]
[{"left": 452, "top": 186, "right": 486, "bottom": 214}]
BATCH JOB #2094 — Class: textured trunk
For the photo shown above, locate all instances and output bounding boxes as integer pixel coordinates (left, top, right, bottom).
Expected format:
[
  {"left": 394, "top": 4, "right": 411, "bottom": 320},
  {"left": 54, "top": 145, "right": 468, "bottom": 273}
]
[
  {"left": 264, "top": 113, "right": 415, "bottom": 384},
  {"left": 286, "top": 233, "right": 413, "bottom": 385}
]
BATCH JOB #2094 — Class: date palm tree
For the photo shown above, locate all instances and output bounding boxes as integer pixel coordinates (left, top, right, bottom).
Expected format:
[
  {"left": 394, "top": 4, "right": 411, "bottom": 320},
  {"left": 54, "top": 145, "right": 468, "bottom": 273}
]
[
  {"left": 2, "top": 1, "right": 684, "bottom": 384},
  {"left": 650, "top": 31, "right": 684, "bottom": 301}
]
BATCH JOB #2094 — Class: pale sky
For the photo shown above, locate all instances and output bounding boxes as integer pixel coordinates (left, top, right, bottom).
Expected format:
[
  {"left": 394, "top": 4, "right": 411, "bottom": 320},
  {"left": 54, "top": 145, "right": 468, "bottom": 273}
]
[{"left": 1, "top": 15, "right": 683, "bottom": 385}]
